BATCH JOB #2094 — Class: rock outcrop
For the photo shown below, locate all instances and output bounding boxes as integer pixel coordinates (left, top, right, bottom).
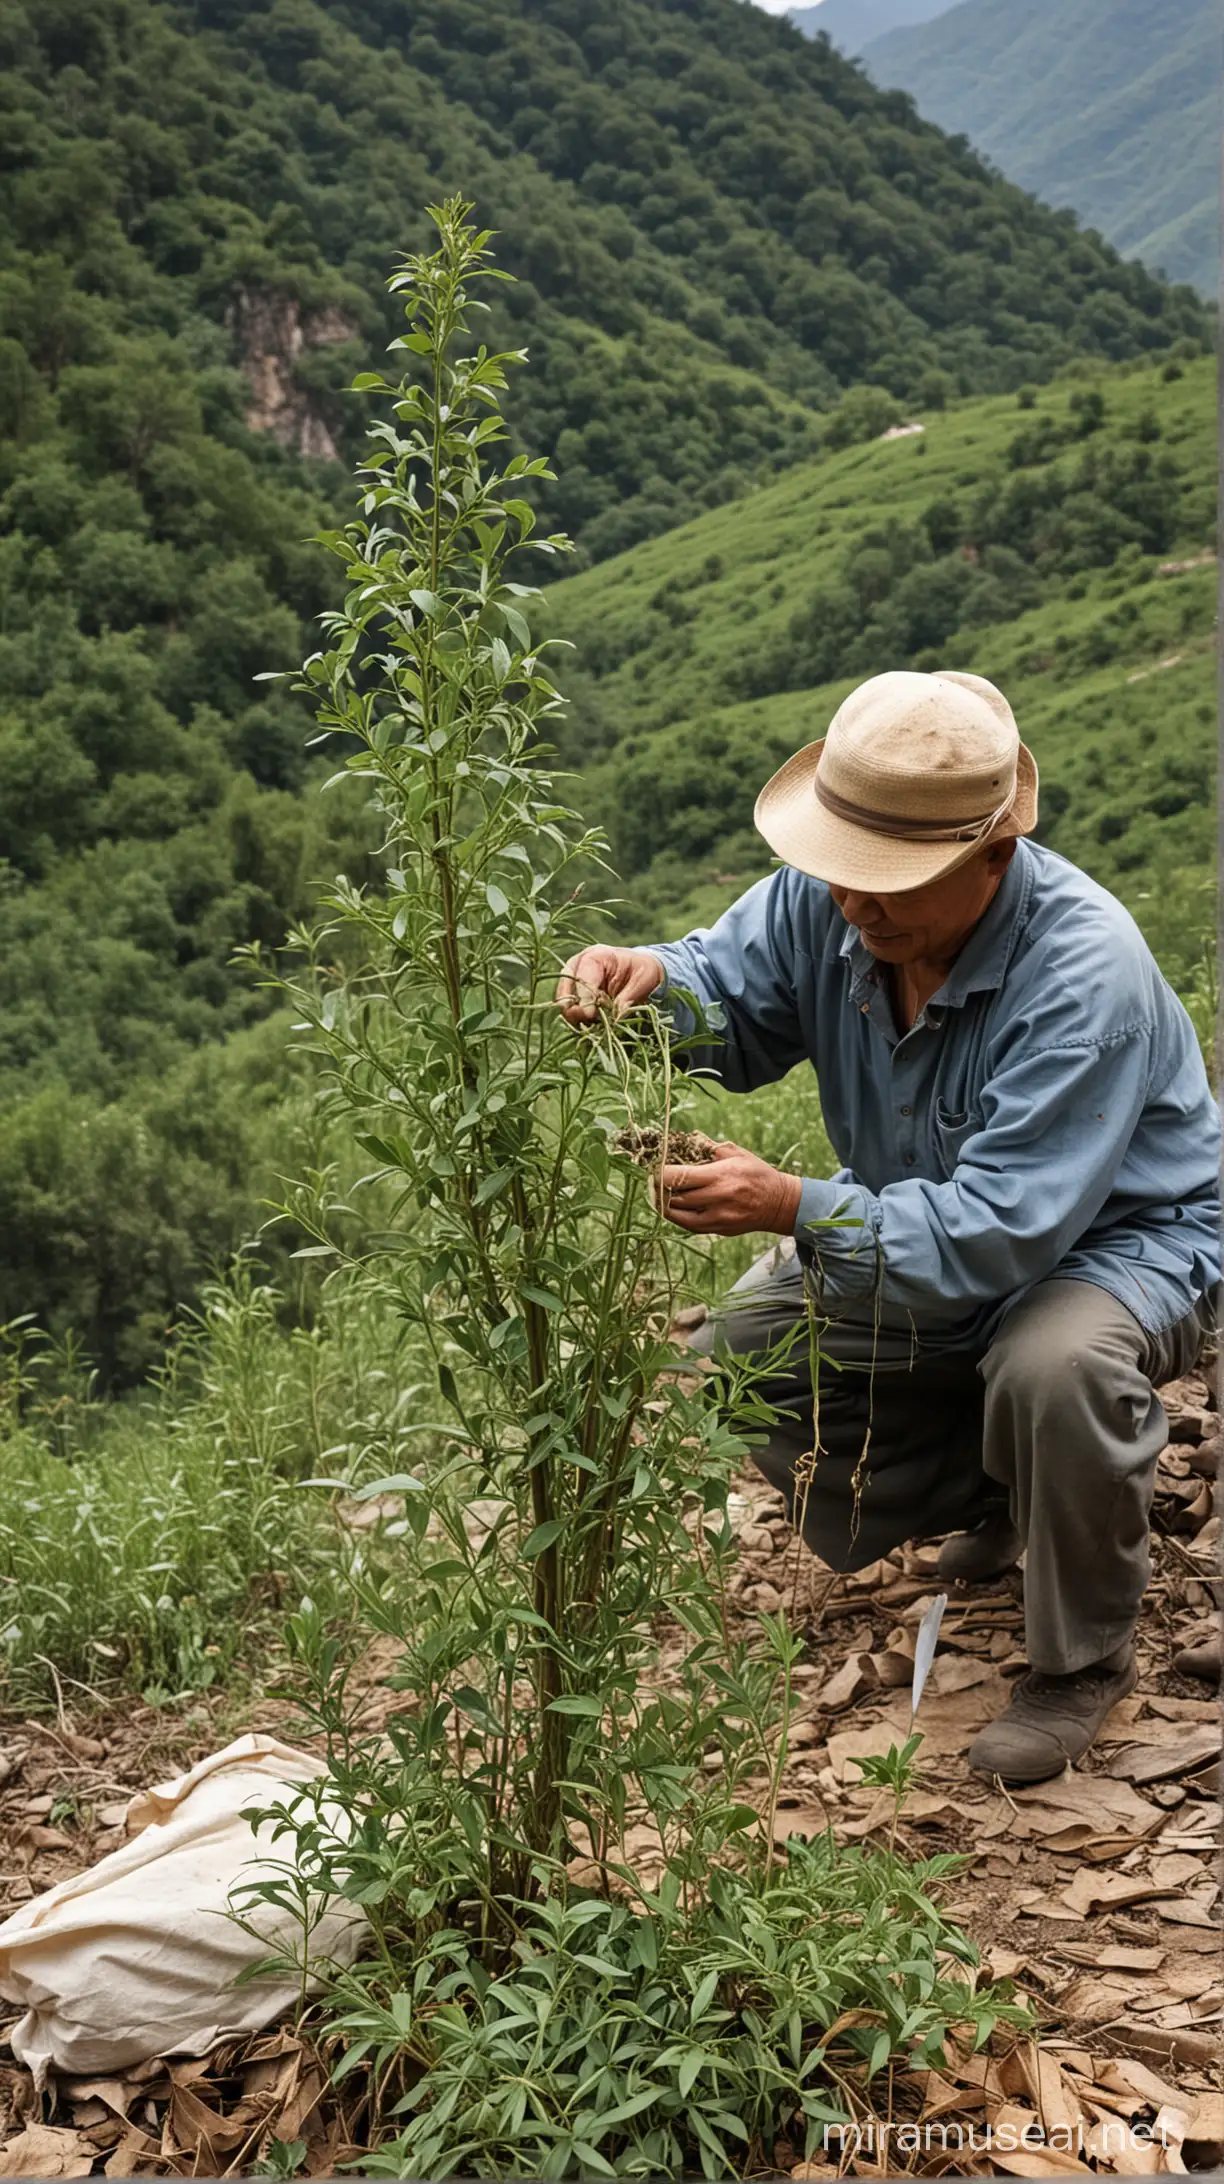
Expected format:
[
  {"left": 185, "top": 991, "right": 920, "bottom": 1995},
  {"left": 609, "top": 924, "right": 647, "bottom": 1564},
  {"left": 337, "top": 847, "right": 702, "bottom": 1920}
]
[{"left": 226, "top": 288, "right": 359, "bottom": 461}]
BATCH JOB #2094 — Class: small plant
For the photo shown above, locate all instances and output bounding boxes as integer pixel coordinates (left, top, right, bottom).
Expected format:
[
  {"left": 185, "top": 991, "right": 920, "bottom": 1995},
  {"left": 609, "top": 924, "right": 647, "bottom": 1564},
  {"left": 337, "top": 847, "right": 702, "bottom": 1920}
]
[{"left": 245, "top": 199, "right": 1025, "bottom": 2177}]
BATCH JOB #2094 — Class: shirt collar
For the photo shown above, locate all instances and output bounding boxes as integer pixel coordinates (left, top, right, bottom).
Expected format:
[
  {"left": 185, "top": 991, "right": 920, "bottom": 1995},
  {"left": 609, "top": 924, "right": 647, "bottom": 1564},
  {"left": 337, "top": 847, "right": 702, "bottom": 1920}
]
[{"left": 837, "top": 840, "right": 1036, "bottom": 1010}]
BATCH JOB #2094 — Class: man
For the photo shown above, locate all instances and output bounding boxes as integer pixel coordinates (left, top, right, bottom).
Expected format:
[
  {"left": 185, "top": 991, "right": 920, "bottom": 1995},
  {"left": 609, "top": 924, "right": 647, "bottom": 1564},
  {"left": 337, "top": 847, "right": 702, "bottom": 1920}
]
[{"left": 557, "top": 669, "right": 1219, "bottom": 1785}]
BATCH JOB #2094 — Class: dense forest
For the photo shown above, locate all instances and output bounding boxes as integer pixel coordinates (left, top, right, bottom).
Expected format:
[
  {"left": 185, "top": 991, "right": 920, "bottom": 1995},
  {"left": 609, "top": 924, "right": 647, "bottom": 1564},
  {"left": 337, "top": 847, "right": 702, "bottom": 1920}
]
[{"left": 0, "top": 0, "right": 1211, "bottom": 1376}]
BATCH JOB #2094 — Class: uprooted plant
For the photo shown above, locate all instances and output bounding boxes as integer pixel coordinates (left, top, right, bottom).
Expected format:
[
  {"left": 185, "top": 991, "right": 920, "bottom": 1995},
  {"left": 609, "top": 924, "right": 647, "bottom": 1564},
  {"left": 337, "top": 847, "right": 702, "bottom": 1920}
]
[{"left": 241, "top": 199, "right": 1026, "bottom": 2178}]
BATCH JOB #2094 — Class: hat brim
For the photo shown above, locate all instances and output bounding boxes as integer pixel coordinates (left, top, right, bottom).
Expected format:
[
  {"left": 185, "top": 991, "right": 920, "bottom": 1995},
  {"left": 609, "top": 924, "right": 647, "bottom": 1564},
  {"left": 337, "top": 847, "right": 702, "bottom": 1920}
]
[{"left": 754, "top": 738, "right": 1038, "bottom": 893}]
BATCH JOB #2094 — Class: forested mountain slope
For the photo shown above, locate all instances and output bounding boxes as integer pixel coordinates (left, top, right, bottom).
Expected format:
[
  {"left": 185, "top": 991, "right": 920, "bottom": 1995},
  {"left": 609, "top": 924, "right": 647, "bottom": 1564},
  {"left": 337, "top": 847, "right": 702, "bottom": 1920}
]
[
  {"left": 865, "top": 0, "right": 1218, "bottom": 296},
  {"left": 0, "top": 0, "right": 1209, "bottom": 1374},
  {"left": 550, "top": 356, "right": 1216, "bottom": 986}
]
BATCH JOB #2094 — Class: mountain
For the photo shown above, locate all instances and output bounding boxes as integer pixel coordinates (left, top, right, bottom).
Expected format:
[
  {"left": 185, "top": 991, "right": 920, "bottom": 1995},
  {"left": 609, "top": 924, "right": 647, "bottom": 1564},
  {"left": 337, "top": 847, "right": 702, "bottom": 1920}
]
[
  {"left": 865, "top": 0, "right": 1219, "bottom": 296},
  {"left": 0, "top": 0, "right": 1209, "bottom": 1373},
  {"left": 548, "top": 355, "right": 1216, "bottom": 990},
  {"left": 789, "top": 0, "right": 951, "bottom": 54}
]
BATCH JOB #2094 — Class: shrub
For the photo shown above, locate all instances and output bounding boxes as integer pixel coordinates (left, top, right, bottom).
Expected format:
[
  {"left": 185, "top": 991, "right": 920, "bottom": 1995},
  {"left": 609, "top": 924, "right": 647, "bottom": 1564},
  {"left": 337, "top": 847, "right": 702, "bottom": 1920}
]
[{"left": 243, "top": 201, "right": 1022, "bottom": 2180}]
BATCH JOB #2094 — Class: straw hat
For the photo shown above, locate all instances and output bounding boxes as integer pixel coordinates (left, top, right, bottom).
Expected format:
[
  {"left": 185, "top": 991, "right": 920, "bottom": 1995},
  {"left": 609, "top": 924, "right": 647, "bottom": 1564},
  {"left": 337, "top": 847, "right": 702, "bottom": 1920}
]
[{"left": 754, "top": 669, "right": 1038, "bottom": 893}]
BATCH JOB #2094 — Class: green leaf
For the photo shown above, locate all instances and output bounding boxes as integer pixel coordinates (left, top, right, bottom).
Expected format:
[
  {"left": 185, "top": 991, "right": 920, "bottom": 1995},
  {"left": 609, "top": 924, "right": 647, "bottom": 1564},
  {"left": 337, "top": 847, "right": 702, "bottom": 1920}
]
[
  {"left": 520, "top": 1284, "right": 565, "bottom": 1312},
  {"left": 523, "top": 1518, "right": 565, "bottom": 1558},
  {"left": 571, "top": 1953, "right": 629, "bottom": 1983},
  {"left": 690, "top": 1969, "right": 719, "bottom": 2023},
  {"left": 678, "top": 2047, "right": 706, "bottom": 2097},
  {"left": 547, "top": 1693, "right": 603, "bottom": 1717},
  {"left": 485, "top": 882, "right": 510, "bottom": 917}
]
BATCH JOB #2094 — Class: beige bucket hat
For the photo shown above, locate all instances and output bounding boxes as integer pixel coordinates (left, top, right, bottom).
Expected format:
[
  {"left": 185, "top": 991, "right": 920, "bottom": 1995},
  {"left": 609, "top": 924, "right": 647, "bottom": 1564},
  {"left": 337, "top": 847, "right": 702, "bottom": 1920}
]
[{"left": 754, "top": 668, "right": 1038, "bottom": 893}]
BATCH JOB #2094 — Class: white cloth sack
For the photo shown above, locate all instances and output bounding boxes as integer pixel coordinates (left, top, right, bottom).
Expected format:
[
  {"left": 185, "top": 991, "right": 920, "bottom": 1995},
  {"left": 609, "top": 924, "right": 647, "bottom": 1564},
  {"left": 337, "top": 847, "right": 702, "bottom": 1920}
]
[{"left": 0, "top": 1733, "right": 366, "bottom": 2086}]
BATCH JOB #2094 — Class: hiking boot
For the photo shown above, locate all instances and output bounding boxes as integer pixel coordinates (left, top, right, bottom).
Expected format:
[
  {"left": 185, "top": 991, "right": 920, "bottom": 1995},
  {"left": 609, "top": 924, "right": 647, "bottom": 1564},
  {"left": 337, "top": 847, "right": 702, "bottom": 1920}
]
[
  {"left": 937, "top": 1505, "right": 1022, "bottom": 1584},
  {"left": 1174, "top": 1638, "right": 1221, "bottom": 1684},
  {"left": 967, "top": 1642, "right": 1137, "bottom": 1785}
]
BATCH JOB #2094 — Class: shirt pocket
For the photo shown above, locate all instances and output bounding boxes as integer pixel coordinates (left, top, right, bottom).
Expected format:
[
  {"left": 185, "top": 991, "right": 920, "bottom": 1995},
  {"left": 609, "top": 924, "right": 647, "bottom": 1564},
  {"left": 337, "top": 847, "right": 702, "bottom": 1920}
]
[{"left": 933, "top": 1097, "right": 983, "bottom": 1177}]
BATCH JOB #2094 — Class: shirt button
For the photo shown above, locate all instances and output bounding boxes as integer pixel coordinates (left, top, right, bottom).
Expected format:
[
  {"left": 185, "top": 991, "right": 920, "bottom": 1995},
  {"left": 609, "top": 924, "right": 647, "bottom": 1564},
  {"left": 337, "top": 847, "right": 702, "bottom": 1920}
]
[
  {"left": 903, "top": 1152, "right": 916, "bottom": 1165},
  {"left": 860, "top": 1002, "right": 869, "bottom": 1014},
  {"left": 900, "top": 1104, "right": 912, "bottom": 1116}
]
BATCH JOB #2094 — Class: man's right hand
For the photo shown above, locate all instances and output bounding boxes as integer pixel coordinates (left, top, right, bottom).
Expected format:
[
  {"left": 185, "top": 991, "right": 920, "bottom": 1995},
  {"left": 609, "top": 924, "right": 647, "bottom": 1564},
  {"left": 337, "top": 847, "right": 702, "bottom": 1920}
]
[{"left": 556, "top": 946, "right": 665, "bottom": 1026}]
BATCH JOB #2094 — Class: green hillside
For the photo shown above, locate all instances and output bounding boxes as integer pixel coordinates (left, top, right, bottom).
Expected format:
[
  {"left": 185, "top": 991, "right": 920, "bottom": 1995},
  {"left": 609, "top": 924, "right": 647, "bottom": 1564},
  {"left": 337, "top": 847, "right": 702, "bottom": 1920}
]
[
  {"left": 0, "top": 0, "right": 1211, "bottom": 1375},
  {"left": 866, "top": 0, "right": 1218, "bottom": 296},
  {"left": 549, "top": 355, "right": 1216, "bottom": 986}
]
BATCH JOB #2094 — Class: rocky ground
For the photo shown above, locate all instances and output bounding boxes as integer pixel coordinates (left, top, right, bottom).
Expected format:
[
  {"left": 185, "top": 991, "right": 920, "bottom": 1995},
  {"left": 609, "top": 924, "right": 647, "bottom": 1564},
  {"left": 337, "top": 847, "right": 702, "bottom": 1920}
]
[{"left": 0, "top": 1372, "right": 1218, "bottom": 2177}]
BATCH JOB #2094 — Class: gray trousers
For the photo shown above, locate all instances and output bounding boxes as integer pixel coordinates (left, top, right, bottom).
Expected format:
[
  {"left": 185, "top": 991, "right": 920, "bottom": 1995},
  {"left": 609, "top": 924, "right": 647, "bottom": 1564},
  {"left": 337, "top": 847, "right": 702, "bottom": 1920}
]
[{"left": 692, "top": 1243, "right": 1211, "bottom": 1675}]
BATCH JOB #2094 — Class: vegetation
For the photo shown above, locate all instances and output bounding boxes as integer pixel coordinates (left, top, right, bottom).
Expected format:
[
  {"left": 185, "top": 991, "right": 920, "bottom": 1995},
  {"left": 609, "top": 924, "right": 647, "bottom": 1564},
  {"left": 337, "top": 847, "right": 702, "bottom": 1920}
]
[
  {"left": 866, "top": 0, "right": 1218, "bottom": 295},
  {"left": 0, "top": 0, "right": 1210, "bottom": 1372},
  {"left": 549, "top": 354, "right": 1216, "bottom": 986}
]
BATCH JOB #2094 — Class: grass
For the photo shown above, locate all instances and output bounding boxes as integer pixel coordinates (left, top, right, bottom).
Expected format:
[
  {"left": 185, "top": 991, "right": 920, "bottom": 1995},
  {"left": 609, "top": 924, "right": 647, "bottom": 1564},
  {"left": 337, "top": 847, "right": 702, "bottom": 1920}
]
[
  {"left": 0, "top": 1274, "right": 434, "bottom": 1707},
  {"left": 548, "top": 354, "right": 1216, "bottom": 985}
]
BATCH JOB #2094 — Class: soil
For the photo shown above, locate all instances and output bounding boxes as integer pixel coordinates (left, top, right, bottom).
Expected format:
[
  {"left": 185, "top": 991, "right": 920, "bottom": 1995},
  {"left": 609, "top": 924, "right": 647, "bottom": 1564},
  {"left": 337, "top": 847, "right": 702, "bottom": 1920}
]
[{"left": 0, "top": 1365, "right": 1218, "bottom": 2176}]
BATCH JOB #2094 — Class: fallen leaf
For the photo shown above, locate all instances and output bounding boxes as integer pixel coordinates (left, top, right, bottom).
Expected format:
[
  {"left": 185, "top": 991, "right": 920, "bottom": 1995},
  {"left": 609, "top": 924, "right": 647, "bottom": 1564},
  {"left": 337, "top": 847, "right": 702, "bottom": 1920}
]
[
  {"left": 1151, "top": 1893, "right": 1218, "bottom": 1928},
  {"left": 816, "top": 1652, "right": 878, "bottom": 1711},
  {"left": 1148, "top": 1853, "right": 1210, "bottom": 1891},
  {"left": 999, "top": 2047, "right": 1084, "bottom": 2137},
  {"left": 0, "top": 2125, "right": 95, "bottom": 2179},
  {"left": 1185, "top": 2092, "right": 1224, "bottom": 2151},
  {"left": 103, "top": 2125, "right": 161, "bottom": 2178},
  {"left": 986, "top": 2105, "right": 1093, "bottom": 2176},
  {"left": 1107, "top": 1725, "right": 1220, "bottom": 1783},
  {"left": 1005, "top": 1771, "right": 1163, "bottom": 1847},
  {"left": 1099, "top": 2057, "right": 1201, "bottom": 2110},
  {"left": 1058, "top": 1944, "right": 1164, "bottom": 1971},
  {"left": 1060, "top": 1868, "right": 1168, "bottom": 1916},
  {"left": 1056, "top": 1975, "right": 1130, "bottom": 2025}
]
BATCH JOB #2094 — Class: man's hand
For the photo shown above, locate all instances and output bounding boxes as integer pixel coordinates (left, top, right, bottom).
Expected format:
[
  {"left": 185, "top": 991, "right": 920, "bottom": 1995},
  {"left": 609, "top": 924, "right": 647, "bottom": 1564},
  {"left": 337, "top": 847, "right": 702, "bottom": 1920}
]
[
  {"left": 657, "top": 1142, "right": 803, "bottom": 1237},
  {"left": 556, "top": 946, "right": 665, "bottom": 1026}
]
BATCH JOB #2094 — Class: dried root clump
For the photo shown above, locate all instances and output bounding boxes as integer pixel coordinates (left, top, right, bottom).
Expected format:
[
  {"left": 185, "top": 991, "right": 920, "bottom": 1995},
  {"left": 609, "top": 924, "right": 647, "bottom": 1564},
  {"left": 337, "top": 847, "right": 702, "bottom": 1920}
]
[{"left": 611, "top": 1125, "right": 719, "bottom": 1169}]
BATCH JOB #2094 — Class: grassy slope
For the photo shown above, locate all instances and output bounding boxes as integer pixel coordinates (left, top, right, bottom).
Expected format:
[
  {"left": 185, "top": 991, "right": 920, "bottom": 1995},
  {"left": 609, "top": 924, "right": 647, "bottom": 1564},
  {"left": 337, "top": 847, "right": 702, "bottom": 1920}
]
[
  {"left": 547, "top": 356, "right": 1216, "bottom": 983},
  {"left": 865, "top": 0, "right": 1218, "bottom": 295}
]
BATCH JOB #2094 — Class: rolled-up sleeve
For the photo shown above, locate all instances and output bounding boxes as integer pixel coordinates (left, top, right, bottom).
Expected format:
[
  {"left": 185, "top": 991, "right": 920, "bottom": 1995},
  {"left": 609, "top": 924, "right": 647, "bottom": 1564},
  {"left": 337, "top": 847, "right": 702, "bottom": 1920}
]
[
  {"left": 796, "top": 1025, "right": 1154, "bottom": 1320},
  {"left": 651, "top": 873, "right": 809, "bottom": 1093}
]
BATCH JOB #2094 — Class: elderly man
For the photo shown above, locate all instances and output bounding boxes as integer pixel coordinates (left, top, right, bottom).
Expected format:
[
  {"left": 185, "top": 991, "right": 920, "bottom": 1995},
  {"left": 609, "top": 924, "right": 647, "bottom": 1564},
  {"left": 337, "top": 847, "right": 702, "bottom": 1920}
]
[{"left": 558, "top": 670, "right": 1219, "bottom": 1785}]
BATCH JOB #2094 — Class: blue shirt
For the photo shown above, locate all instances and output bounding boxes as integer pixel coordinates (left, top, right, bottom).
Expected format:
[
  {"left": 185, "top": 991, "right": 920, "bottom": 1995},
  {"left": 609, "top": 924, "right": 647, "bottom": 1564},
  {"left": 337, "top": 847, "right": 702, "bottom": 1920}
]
[{"left": 653, "top": 841, "right": 1220, "bottom": 1347}]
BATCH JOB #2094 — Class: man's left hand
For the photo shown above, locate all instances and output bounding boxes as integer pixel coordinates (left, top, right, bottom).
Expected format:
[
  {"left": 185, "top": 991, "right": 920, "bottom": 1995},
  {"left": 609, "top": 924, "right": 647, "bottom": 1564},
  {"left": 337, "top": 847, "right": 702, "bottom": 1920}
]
[{"left": 656, "top": 1142, "right": 803, "bottom": 1237}]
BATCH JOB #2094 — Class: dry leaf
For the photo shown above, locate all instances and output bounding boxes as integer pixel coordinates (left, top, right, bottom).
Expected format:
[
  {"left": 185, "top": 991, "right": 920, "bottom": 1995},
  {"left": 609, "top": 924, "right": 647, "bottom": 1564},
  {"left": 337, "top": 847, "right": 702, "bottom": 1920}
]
[
  {"left": 1004, "top": 1770, "right": 1163, "bottom": 1847},
  {"left": 986, "top": 2105, "right": 1093, "bottom": 2176},
  {"left": 1000, "top": 2047, "right": 1084, "bottom": 2137},
  {"left": 1099, "top": 2057, "right": 1198, "bottom": 2110},
  {"left": 1058, "top": 1944, "right": 1165, "bottom": 1971},
  {"left": 1107, "top": 1725, "right": 1220, "bottom": 1783},
  {"left": 1151, "top": 1893, "right": 1217, "bottom": 1928},
  {"left": 0, "top": 2125, "right": 95, "bottom": 2179},
  {"left": 815, "top": 1652, "right": 879, "bottom": 1711},
  {"left": 1148, "top": 1853, "right": 1210, "bottom": 1890},
  {"left": 1186, "top": 2093, "right": 1224, "bottom": 2151},
  {"left": 1060, "top": 1867, "right": 1167, "bottom": 1916}
]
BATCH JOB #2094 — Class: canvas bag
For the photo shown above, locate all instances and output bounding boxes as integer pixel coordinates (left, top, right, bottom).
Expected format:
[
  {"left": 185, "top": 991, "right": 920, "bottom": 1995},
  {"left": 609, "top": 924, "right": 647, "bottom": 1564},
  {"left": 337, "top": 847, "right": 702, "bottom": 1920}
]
[{"left": 0, "top": 1733, "right": 366, "bottom": 2086}]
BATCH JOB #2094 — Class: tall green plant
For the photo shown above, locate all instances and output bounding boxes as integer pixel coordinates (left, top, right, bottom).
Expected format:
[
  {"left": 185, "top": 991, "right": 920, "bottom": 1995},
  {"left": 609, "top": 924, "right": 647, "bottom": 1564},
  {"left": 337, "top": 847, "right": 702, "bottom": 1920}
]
[
  {"left": 270, "top": 199, "right": 765, "bottom": 1899},
  {"left": 245, "top": 204, "right": 1024, "bottom": 2178}
]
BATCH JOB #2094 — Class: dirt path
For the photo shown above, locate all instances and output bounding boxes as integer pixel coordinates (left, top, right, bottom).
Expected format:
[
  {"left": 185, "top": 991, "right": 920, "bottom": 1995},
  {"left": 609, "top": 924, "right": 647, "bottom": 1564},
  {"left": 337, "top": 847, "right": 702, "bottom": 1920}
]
[{"left": 0, "top": 1373, "right": 1218, "bottom": 2175}]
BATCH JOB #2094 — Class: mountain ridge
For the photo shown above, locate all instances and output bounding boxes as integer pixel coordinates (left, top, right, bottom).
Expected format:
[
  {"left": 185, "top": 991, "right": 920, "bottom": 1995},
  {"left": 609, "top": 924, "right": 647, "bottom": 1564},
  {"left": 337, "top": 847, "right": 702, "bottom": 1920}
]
[{"left": 864, "top": 0, "right": 1218, "bottom": 295}]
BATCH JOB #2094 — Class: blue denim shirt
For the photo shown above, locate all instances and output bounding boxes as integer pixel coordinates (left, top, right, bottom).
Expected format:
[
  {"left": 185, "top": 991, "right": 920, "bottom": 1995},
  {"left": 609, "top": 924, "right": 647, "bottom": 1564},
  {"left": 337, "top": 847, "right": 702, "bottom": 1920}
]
[{"left": 653, "top": 842, "right": 1220, "bottom": 1347}]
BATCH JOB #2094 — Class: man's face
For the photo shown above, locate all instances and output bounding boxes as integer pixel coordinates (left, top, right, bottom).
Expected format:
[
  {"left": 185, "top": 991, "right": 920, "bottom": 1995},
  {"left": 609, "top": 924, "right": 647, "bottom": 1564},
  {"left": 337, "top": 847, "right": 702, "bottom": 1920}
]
[{"left": 828, "top": 840, "right": 1016, "bottom": 966}]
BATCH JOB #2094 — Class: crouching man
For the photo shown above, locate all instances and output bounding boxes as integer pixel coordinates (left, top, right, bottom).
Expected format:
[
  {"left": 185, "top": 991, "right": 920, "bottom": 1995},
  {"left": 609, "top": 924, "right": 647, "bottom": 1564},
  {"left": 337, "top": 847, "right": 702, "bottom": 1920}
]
[{"left": 557, "top": 670, "right": 1219, "bottom": 1785}]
